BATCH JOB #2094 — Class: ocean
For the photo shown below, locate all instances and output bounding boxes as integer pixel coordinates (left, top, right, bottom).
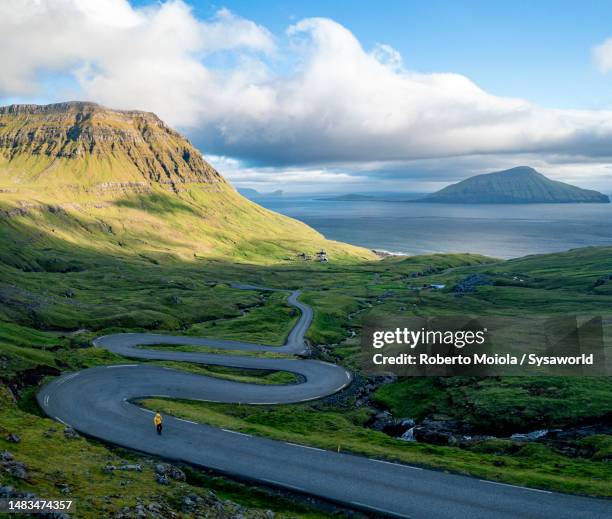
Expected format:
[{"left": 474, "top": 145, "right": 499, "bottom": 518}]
[{"left": 253, "top": 196, "right": 612, "bottom": 259}]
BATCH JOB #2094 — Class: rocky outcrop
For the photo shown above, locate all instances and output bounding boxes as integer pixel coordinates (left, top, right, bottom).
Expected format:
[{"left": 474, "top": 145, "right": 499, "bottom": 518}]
[
  {"left": 113, "top": 491, "right": 276, "bottom": 519},
  {"left": 1, "top": 451, "right": 28, "bottom": 480},
  {"left": 5, "top": 433, "right": 20, "bottom": 444},
  {"left": 154, "top": 463, "right": 186, "bottom": 482}
]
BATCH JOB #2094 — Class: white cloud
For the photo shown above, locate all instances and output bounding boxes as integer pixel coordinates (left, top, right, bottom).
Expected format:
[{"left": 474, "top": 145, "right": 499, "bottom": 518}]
[
  {"left": 0, "top": 0, "right": 274, "bottom": 125},
  {"left": 1, "top": 1, "right": 612, "bottom": 190},
  {"left": 207, "top": 154, "right": 361, "bottom": 193},
  {"left": 593, "top": 37, "right": 612, "bottom": 73},
  {"left": 189, "top": 17, "right": 612, "bottom": 169}
]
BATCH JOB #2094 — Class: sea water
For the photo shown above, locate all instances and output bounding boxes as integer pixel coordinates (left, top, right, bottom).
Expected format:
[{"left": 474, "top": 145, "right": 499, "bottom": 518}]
[{"left": 254, "top": 196, "right": 612, "bottom": 259}]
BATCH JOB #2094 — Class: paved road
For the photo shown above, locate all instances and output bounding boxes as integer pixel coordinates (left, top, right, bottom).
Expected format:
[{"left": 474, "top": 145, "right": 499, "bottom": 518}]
[{"left": 38, "top": 286, "right": 611, "bottom": 518}]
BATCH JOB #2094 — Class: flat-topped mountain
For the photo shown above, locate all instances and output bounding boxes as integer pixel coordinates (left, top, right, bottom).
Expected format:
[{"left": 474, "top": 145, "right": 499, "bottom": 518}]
[
  {"left": 0, "top": 102, "right": 373, "bottom": 264},
  {"left": 0, "top": 102, "right": 222, "bottom": 190},
  {"left": 422, "top": 166, "right": 610, "bottom": 204}
]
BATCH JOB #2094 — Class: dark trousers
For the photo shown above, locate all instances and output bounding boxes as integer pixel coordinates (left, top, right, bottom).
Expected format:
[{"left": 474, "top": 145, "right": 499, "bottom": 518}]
[{"left": 156, "top": 423, "right": 162, "bottom": 435}]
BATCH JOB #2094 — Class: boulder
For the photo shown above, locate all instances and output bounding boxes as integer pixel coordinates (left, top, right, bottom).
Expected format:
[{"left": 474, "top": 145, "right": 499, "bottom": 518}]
[
  {"left": 181, "top": 495, "right": 195, "bottom": 512},
  {"left": 63, "top": 427, "right": 79, "bottom": 439},
  {"left": 56, "top": 483, "right": 70, "bottom": 494},
  {"left": 155, "top": 473, "right": 169, "bottom": 485},
  {"left": 119, "top": 464, "right": 142, "bottom": 472},
  {"left": 103, "top": 463, "right": 142, "bottom": 473},
  {"left": 412, "top": 419, "right": 463, "bottom": 446},
  {"left": 3, "top": 460, "right": 28, "bottom": 480},
  {"left": 154, "top": 463, "right": 185, "bottom": 481},
  {"left": 368, "top": 411, "right": 394, "bottom": 432},
  {"left": 1, "top": 451, "right": 13, "bottom": 462}
]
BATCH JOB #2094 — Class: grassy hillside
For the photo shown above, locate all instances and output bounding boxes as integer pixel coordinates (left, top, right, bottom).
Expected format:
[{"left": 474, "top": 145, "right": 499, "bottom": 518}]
[
  {"left": 0, "top": 184, "right": 373, "bottom": 266},
  {"left": 0, "top": 102, "right": 375, "bottom": 265}
]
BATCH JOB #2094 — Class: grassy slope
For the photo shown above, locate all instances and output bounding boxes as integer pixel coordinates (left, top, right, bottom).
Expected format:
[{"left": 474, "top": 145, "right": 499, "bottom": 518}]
[
  {"left": 0, "top": 183, "right": 375, "bottom": 266},
  {"left": 187, "top": 291, "right": 298, "bottom": 346},
  {"left": 0, "top": 103, "right": 377, "bottom": 266},
  {"left": 373, "top": 377, "right": 612, "bottom": 432}
]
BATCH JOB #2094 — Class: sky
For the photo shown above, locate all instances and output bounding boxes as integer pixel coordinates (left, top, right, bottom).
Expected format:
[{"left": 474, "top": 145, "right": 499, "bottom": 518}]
[{"left": 2, "top": 0, "right": 612, "bottom": 194}]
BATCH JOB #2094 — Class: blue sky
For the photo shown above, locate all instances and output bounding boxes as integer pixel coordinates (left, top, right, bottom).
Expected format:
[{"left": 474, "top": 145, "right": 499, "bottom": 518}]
[{"left": 2, "top": 0, "right": 612, "bottom": 193}]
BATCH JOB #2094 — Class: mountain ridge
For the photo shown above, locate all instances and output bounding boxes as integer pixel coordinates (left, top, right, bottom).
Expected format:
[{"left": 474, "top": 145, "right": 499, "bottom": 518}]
[
  {"left": 422, "top": 166, "right": 610, "bottom": 204},
  {"left": 0, "top": 101, "right": 223, "bottom": 192},
  {"left": 0, "top": 102, "right": 374, "bottom": 264}
]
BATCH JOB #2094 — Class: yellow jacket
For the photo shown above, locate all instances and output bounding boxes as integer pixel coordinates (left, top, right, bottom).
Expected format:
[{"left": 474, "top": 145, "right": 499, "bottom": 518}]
[{"left": 154, "top": 413, "right": 162, "bottom": 426}]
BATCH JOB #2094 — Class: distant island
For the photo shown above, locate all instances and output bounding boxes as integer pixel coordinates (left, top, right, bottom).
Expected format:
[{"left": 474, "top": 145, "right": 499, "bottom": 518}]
[
  {"left": 421, "top": 166, "right": 610, "bottom": 204},
  {"left": 318, "top": 192, "right": 423, "bottom": 202},
  {"left": 238, "top": 188, "right": 283, "bottom": 198},
  {"left": 319, "top": 193, "right": 377, "bottom": 201}
]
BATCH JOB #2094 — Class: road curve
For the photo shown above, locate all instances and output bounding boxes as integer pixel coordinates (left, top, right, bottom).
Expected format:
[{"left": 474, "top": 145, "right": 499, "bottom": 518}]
[{"left": 38, "top": 286, "right": 611, "bottom": 519}]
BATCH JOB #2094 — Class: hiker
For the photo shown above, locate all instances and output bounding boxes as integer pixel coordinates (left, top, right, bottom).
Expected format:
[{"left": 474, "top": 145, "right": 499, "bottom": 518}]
[{"left": 154, "top": 412, "right": 163, "bottom": 435}]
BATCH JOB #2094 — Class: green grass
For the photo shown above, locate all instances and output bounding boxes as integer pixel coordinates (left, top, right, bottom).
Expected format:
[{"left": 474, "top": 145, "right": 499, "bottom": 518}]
[
  {"left": 148, "top": 362, "right": 300, "bottom": 385},
  {"left": 301, "top": 290, "right": 364, "bottom": 344},
  {"left": 137, "top": 344, "right": 293, "bottom": 359},
  {"left": 577, "top": 435, "right": 612, "bottom": 461},
  {"left": 186, "top": 291, "right": 298, "bottom": 346},
  {"left": 0, "top": 342, "right": 56, "bottom": 379},
  {"left": 0, "top": 321, "right": 62, "bottom": 378},
  {"left": 0, "top": 183, "right": 375, "bottom": 269},
  {"left": 0, "top": 321, "right": 61, "bottom": 349},
  {"left": 372, "top": 377, "right": 612, "bottom": 434}
]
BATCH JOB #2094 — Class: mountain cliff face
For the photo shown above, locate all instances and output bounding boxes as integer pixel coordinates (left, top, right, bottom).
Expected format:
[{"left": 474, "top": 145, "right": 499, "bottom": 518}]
[
  {"left": 0, "top": 102, "right": 222, "bottom": 190},
  {"left": 0, "top": 102, "right": 373, "bottom": 264},
  {"left": 423, "top": 166, "right": 610, "bottom": 204}
]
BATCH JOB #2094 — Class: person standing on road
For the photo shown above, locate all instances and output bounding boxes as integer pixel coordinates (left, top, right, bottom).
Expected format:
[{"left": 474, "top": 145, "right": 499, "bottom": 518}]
[{"left": 154, "top": 412, "right": 163, "bottom": 435}]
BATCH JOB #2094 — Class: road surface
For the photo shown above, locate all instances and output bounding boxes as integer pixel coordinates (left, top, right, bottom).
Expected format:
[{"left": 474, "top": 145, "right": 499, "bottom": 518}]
[{"left": 38, "top": 285, "right": 611, "bottom": 518}]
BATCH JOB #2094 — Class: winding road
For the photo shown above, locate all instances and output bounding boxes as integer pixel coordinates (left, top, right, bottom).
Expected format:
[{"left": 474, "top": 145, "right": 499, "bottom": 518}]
[{"left": 38, "top": 285, "right": 611, "bottom": 519}]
